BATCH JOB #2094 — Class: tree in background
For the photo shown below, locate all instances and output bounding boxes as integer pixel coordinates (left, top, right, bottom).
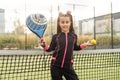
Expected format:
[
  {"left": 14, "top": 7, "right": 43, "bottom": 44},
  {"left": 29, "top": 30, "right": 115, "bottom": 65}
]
[
  {"left": 13, "top": 18, "right": 25, "bottom": 35},
  {"left": 11, "top": 9, "right": 25, "bottom": 35}
]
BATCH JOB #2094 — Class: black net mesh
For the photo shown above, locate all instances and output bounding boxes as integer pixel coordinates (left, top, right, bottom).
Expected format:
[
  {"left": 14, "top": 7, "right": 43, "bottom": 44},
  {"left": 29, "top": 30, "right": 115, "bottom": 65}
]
[{"left": 0, "top": 49, "right": 120, "bottom": 80}]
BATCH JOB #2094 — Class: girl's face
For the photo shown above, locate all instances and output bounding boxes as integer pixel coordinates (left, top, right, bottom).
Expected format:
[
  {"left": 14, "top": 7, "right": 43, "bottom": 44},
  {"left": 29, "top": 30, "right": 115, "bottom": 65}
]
[{"left": 59, "top": 16, "right": 71, "bottom": 33}]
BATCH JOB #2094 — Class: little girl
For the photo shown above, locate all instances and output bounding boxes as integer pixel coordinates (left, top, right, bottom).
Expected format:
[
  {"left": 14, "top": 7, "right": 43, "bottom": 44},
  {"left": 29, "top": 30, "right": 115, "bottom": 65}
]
[{"left": 40, "top": 11, "right": 93, "bottom": 80}]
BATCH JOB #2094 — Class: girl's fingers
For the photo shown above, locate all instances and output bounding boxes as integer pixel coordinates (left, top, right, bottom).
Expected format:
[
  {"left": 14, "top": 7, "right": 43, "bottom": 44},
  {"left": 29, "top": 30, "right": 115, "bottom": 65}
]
[{"left": 39, "top": 38, "right": 44, "bottom": 43}]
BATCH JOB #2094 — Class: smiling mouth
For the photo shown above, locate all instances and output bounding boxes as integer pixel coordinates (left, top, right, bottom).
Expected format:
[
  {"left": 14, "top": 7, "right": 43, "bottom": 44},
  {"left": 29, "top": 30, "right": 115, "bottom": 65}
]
[{"left": 63, "top": 26, "right": 68, "bottom": 28}]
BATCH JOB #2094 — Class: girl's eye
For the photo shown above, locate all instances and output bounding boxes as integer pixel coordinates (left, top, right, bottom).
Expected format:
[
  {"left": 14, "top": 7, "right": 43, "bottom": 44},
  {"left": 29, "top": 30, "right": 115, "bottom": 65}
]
[
  {"left": 61, "top": 21, "right": 65, "bottom": 24},
  {"left": 60, "top": 21, "right": 70, "bottom": 24},
  {"left": 66, "top": 21, "right": 69, "bottom": 24}
]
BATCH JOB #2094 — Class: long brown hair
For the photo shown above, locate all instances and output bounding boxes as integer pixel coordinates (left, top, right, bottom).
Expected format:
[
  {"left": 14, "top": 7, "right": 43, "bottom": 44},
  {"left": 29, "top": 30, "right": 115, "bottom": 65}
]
[{"left": 57, "top": 11, "right": 75, "bottom": 33}]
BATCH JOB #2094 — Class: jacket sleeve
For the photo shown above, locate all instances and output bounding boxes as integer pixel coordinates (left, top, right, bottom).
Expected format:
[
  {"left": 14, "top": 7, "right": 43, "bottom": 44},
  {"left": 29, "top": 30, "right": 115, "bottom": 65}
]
[
  {"left": 74, "top": 35, "right": 84, "bottom": 50},
  {"left": 45, "top": 35, "right": 56, "bottom": 52}
]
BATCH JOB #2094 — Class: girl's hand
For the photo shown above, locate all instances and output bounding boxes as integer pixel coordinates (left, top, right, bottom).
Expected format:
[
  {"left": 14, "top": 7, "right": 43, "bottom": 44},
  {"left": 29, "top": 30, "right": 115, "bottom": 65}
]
[
  {"left": 83, "top": 41, "right": 95, "bottom": 47},
  {"left": 39, "top": 38, "right": 46, "bottom": 47}
]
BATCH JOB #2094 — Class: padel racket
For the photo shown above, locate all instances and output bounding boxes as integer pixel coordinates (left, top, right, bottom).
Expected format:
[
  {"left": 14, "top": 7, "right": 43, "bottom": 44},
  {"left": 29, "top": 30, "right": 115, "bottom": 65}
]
[
  {"left": 26, "top": 14, "right": 47, "bottom": 70},
  {"left": 26, "top": 14, "right": 47, "bottom": 38}
]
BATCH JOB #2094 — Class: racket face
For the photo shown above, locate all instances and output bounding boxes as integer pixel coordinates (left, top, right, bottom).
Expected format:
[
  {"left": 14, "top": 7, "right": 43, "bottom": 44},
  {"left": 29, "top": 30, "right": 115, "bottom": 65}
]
[{"left": 26, "top": 14, "right": 47, "bottom": 38}]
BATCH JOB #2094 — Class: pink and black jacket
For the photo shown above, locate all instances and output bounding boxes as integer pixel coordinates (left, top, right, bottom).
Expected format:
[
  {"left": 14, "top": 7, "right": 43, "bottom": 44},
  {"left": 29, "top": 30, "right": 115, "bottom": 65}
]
[{"left": 44, "top": 32, "right": 85, "bottom": 69}]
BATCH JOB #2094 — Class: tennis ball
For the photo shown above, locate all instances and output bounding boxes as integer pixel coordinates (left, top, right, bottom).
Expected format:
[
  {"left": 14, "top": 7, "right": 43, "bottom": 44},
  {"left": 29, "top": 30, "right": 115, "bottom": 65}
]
[{"left": 90, "top": 39, "right": 97, "bottom": 45}]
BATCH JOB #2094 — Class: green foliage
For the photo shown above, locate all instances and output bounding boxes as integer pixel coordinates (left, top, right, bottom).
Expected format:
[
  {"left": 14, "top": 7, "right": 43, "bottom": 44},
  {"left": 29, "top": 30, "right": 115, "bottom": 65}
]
[
  {"left": 0, "top": 34, "right": 19, "bottom": 49},
  {"left": 96, "top": 35, "right": 111, "bottom": 46},
  {"left": 77, "top": 35, "right": 94, "bottom": 44},
  {"left": 96, "top": 35, "right": 120, "bottom": 46},
  {"left": 113, "top": 36, "right": 120, "bottom": 45},
  {"left": 0, "top": 34, "right": 120, "bottom": 49},
  {"left": 0, "top": 34, "right": 38, "bottom": 49}
]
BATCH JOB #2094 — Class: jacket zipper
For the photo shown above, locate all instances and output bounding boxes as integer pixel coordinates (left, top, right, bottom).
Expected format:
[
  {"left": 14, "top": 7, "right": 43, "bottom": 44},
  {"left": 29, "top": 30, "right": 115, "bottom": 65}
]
[{"left": 61, "top": 33, "right": 68, "bottom": 68}]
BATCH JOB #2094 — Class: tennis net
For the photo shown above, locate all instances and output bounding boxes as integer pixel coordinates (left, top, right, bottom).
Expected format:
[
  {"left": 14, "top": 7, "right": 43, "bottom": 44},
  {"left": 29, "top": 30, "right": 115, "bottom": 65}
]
[{"left": 0, "top": 49, "right": 120, "bottom": 80}]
